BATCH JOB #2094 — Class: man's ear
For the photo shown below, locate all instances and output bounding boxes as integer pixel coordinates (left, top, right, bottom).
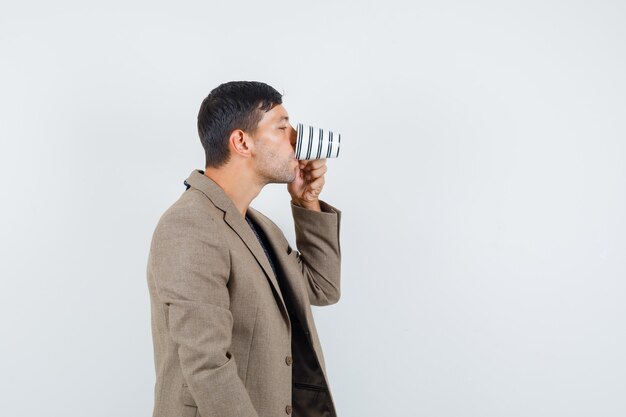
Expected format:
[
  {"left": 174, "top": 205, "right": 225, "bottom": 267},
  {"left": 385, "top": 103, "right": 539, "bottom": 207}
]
[{"left": 229, "top": 129, "right": 252, "bottom": 158}]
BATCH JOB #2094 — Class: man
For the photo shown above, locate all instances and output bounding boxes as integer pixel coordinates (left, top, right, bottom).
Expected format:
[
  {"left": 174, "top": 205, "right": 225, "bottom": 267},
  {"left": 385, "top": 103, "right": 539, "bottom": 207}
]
[{"left": 147, "top": 81, "right": 342, "bottom": 417}]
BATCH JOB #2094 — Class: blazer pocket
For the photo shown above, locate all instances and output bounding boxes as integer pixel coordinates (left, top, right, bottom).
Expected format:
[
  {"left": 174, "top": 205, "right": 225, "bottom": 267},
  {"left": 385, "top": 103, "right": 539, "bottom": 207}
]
[
  {"left": 181, "top": 385, "right": 198, "bottom": 417},
  {"left": 183, "top": 404, "right": 198, "bottom": 417}
]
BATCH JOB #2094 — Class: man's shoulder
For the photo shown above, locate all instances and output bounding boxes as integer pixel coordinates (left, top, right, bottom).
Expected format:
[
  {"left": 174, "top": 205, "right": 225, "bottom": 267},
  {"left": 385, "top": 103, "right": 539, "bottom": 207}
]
[{"left": 154, "top": 189, "right": 221, "bottom": 234}]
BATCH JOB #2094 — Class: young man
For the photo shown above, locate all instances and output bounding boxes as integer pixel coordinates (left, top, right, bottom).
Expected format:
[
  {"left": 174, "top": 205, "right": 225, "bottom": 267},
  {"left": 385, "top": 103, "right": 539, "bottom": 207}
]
[{"left": 147, "top": 81, "right": 342, "bottom": 417}]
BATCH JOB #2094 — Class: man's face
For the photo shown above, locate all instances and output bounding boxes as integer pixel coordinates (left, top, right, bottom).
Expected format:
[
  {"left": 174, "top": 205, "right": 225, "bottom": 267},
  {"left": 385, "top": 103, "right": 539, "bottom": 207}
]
[{"left": 248, "top": 104, "right": 298, "bottom": 184}]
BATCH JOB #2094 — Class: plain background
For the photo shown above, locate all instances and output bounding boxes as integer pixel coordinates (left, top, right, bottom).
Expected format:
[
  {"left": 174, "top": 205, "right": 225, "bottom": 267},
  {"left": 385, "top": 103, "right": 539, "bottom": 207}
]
[{"left": 1, "top": 1, "right": 625, "bottom": 416}]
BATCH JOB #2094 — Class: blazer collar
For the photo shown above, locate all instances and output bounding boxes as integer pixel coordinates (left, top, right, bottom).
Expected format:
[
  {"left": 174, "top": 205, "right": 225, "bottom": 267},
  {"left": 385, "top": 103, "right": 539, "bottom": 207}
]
[
  {"left": 184, "top": 169, "right": 239, "bottom": 214},
  {"left": 184, "top": 169, "right": 289, "bottom": 318}
]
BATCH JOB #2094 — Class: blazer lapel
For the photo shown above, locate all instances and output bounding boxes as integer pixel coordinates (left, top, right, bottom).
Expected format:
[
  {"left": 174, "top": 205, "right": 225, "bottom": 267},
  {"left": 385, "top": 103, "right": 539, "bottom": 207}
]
[
  {"left": 184, "top": 170, "right": 288, "bottom": 319},
  {"left": 245, "top": 208, "right": 312, "bottom": 333}
]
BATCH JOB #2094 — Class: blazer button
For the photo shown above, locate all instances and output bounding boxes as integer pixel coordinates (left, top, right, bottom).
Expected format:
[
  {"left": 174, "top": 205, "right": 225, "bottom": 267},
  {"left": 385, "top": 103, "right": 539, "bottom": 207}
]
[
  {"left": 285, "top": 405, "right": 293, "bottom": 415},
  {"left": 285, "top": 356, "right": 293, "bottom": 366}
]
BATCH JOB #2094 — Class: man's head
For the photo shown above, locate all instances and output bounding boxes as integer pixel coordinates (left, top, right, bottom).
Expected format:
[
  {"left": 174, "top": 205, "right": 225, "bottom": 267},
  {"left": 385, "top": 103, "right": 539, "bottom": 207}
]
[{"left": 197, "top": 81, "right": 298, "bottom": 184}]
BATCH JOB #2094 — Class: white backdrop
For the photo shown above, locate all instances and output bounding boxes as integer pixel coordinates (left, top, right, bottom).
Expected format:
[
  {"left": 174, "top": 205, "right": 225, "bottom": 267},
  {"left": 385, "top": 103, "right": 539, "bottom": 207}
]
[{"left": 1, "top": 1, "right": 625, "bottom": 416}]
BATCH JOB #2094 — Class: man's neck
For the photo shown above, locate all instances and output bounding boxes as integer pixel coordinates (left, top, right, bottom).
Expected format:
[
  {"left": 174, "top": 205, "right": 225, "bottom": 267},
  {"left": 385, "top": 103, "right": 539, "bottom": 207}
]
[{"left": 203, "top": 165, "right": 263, "bottom": 218}]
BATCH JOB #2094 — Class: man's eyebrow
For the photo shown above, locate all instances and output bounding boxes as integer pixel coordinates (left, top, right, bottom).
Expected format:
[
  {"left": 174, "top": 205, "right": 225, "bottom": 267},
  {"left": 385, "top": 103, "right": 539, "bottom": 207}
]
[{"left": 277, "top": 116, "right": 289, "bottom": 122}]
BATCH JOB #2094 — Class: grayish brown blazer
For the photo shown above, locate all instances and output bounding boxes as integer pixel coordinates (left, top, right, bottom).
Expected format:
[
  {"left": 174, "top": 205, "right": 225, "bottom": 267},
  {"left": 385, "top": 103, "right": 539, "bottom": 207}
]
[{"left": 147, "top": 169, "right": 342, "bottom": 417}]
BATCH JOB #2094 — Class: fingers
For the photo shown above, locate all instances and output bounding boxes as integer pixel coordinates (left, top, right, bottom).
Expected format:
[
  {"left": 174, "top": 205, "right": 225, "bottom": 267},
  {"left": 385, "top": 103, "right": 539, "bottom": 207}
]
[
  {"left": 297, "top": 159, "right": 326, "bottom": 201},
  {"left": 300, "top": 158, "right": 326, "bottom": 170},
  {"left": 307, "top": 175, "right": 325, "bottom": 190},
  {"left": 308, "top": 159, "right": 327, "bottom": 170},
  {"left": 302, "top": 159, "right": 327, "bottom": 181},
  {"left": 304, "top": 164, "right": 327, "bottom": 181}
]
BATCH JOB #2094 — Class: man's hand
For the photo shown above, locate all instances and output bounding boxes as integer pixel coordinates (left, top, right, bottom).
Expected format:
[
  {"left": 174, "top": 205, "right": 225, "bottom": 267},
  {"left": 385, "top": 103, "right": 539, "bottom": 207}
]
[{"left": 288, "top": 158, "right": 327, "bottom": 211}]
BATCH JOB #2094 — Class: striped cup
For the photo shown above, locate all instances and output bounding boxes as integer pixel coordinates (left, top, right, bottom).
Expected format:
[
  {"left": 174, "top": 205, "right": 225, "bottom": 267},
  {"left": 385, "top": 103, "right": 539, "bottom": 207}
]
[{"left": 294, "top": 123, "right": 341, "bottom": 161}]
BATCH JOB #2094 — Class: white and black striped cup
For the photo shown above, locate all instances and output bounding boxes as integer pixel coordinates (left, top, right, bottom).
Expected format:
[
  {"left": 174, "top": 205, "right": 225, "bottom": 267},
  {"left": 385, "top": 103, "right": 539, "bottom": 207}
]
[{"left": 294, "top": 122, "right": 341, "bottom": 161}]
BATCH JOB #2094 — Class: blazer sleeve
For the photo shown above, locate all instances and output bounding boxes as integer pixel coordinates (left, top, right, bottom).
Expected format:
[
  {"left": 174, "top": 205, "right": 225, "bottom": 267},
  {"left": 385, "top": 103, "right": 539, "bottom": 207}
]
[
  {"left": 290, "top": 199, "right": 342, "bottom": 306},
  {"left": 150, "top": 210, "right": 259, "bottom": 417}
]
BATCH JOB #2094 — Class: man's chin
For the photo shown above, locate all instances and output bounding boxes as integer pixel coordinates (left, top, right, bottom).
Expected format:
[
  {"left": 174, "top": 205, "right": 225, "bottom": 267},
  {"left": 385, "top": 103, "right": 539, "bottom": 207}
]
[
  {"left": 267, "top": 169, "right": 297, "bottom": 185},
  {"left": 287, "top": 161, "right": 299, "bottom": 183},
  {"left": 286, "top": 170, "right": 298, "bottom": 184}
]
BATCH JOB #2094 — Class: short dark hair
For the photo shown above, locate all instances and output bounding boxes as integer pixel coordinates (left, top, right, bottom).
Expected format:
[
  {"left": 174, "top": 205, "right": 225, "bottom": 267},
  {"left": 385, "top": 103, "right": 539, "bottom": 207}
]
[{"left": 197, "top": 81, "right": 283, "bottom": 168}]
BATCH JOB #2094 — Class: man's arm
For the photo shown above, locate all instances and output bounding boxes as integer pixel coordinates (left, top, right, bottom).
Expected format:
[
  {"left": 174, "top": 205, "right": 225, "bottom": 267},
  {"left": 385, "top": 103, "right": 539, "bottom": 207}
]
[
  {"left": 290, "top": 199, "right": 342, "bottom": 306},
  {"left": 150, "top": 210, "right": 259, "bottom": 417}
]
